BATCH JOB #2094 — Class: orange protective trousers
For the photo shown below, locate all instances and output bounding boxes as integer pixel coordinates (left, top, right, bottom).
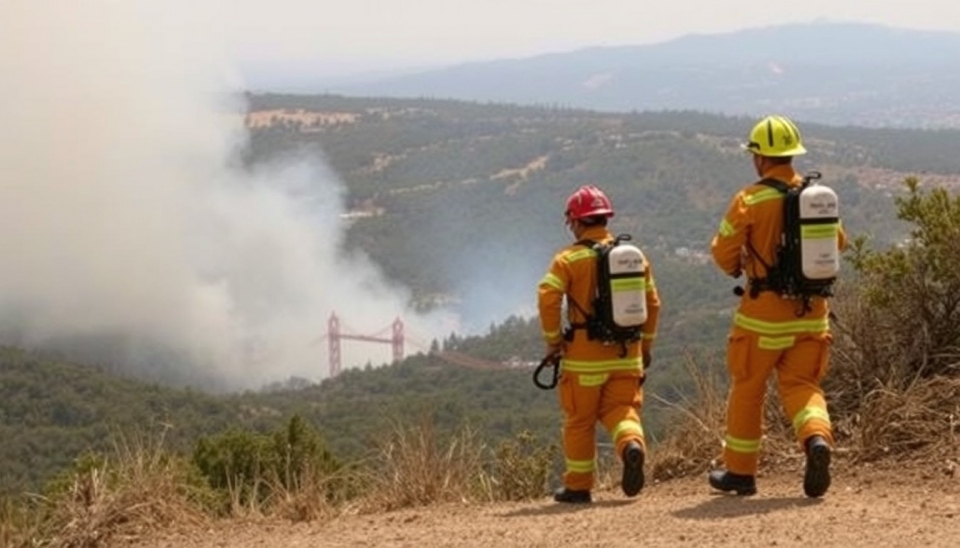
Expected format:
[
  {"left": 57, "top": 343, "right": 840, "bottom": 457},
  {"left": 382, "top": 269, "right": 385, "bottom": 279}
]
[
  {"left": 723, "top": 327, "right": 834, "bottom": 475},
  {"left": 558, "top": 370, "right": 645, "bottom": 491}
]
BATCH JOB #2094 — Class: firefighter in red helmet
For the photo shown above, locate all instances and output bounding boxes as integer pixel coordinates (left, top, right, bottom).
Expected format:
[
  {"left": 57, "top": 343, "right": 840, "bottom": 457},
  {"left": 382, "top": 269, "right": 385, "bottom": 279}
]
[{"left": 537, "top": 184, "right": 661, "bottom": 503}]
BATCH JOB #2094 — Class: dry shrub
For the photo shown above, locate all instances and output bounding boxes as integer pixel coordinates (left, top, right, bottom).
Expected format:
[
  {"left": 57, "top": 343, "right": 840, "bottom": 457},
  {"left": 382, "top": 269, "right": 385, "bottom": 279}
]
[
  {"left": 267, "top": 464, "right": 355, "bottom": 522},
  {"left": 485, "top": 430, "right": 556, "bottom": 502},
  {"left": 359, "top": 418, "right": 488, "bottom": 511},
  {"left": 648, "top": 354, "right": 728, "bottom": 480},
  {"left": 38, "top": 429, "right": 208, "bottom": 548},
  {"left": 1, "top": 497, "right": 44, "bottom": 548},
  {"left": 822, "top": 284, "right": 887, "bottom": 419},
  {"left": 846, "top": 376, "right": 960, "bottom": 462}
]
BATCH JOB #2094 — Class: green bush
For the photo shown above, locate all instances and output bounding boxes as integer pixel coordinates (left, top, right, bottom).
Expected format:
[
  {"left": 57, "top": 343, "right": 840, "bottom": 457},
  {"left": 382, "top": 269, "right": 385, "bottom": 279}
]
[
  {"left": 191, "top": 416, "right": 340, "bottom": 510},
  {"left": 843, "top": 177, "right": 960, "bottom": 387}
]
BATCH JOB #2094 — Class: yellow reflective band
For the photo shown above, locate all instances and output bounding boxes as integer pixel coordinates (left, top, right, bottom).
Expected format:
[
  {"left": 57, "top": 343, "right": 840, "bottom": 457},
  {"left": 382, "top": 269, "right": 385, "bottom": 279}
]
[
  {"left": 718, "top": 218, "right": 736, "bottom": 237},
  {"left": 801, "top": 223, "right": 839, "bottom": 239},
  {"left": 734, "top": 313, "right": 829, "bottom": 335},
  {"left": 611, "top": 420, "right": 644, "bottom": 443},
  {"left": 542, "top": 329, "right": 561, "bottom": 340},
  {"left": 578, "top": 373, "right": 609, "bottom": 387},
  {"left": 758, "top": 335, "right": 796, "bottom": 350},
  {"left": 724, "top": 435, "right": 762, "bottom": 454},
  {"left": 641, "top": 333, "right": 656, "bottom": 340},
  {"left": 566, "top": 248, "right": 597, "bottom": 263},
  {"left": 743, "top": 188, "right": 783, "bottom": 206},
  {"left": 565, "top": 458, "right": 595, "bottom": 474},
  {"left": 792, "top": 407, "right": 831, "bottom": 433},
  {"left": 562, "top": 357, "right": 643, "bottom": 373},
  {"left": 539, "top": 273, "right": 564, "bottom": 291},
  {"left": 646, "top": 279, "right": 656, "bottom": 290},
  {"left": 612, "top": 278, "right": 645, "bottom": 291}
]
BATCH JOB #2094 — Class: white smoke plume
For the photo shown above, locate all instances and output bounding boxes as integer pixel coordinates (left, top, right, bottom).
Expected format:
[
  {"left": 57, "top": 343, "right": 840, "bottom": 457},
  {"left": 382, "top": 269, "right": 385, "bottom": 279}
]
[{"left": 0, "top": 2, "right": 452, "bottom": 390}]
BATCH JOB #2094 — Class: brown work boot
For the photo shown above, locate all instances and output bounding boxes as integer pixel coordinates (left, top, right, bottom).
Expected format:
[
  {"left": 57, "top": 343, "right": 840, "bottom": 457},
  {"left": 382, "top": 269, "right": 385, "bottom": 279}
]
[{"left": 621, "top": 440, "right": 645, "bottom": 497}]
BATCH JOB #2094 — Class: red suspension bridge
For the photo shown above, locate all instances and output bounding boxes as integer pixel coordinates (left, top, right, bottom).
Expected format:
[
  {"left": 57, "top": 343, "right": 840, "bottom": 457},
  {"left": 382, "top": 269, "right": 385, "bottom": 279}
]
[
  {"left": 318, "top": 312, "right": 526, "bottom": 378},
  {"left": 325, "top": 312, "right": 406, "bottom": 377}
]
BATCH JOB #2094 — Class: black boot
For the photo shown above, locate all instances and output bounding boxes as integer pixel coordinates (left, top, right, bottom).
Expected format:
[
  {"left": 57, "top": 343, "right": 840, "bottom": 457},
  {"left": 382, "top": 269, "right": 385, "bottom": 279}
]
[
  {"left": 553, "top": 487, "right": 591, "bottom": 503},
  {"left": 621, "top": 440, "right": 645, "bottom": 497},
  {"left": 803, "top": 435, "right": 832, "bottom": 498},
  {"left": 708, "top": 470, "right": 757, "bottom": 496}
]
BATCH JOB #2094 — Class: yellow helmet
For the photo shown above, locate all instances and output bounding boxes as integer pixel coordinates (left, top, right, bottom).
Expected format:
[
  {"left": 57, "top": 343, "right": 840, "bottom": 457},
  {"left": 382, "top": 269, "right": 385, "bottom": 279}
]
[{"left": 742, "top": 115, "right": 807, "bottom": 157}]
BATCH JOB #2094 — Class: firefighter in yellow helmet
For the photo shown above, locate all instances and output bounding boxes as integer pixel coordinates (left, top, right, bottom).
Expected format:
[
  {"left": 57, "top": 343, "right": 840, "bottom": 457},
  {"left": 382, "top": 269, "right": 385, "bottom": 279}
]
[
  {"left": 709, "top": 115, "right": 846, "bottom": 497},
  {"left": 537, "top": 184, "right": 661, "bottom": 503}
]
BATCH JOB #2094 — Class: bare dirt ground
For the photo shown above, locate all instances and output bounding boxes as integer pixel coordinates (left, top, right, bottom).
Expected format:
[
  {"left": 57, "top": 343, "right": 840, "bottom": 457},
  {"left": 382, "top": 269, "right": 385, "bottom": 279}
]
[{"left": 125, "top": 459, "right": 959, "bottom": 548}]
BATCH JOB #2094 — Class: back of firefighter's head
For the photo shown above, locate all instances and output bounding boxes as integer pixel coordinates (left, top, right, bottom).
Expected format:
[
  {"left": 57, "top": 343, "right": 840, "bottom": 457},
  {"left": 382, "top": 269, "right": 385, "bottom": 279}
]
[
  {"left": 743, "top": 115, "right": 806, "bottom": 173},
  {"left": 565, "top": 185, "right": 613, "bottom": 232}
]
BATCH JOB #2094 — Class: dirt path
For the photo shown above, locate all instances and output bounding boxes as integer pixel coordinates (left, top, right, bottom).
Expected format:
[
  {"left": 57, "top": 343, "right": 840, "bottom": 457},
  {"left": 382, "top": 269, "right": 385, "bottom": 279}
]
[{"left": 128, "top": 463, "right": 959, "bottom": 547}]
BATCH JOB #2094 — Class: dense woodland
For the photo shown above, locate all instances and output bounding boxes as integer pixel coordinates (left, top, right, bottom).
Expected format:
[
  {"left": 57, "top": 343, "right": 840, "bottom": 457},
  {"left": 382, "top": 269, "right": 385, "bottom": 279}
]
[{"left": 4, "top": 95, "right": 960, "bottom": 496}]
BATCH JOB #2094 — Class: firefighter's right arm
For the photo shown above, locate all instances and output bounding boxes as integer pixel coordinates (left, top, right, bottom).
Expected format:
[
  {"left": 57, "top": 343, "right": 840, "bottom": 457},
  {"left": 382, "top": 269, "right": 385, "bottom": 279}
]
[
  {"left": 711, "top": 190, "right": 750, "bottom": 277},
  {"left": 537, "top": 255, "right": 569, "bottom": 348}
]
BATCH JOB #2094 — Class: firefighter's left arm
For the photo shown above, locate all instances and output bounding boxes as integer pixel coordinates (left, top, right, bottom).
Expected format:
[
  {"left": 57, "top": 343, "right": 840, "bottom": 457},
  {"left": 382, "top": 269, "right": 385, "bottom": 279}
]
[
  {"left": 641, "top": 259, "right": 661, "bottom": 356},
  {"left": 537, "top": 254, "right": 568, "bottom": 349},
  {"left": 711, "top": 190, "right": 750, "bottom": 277}
]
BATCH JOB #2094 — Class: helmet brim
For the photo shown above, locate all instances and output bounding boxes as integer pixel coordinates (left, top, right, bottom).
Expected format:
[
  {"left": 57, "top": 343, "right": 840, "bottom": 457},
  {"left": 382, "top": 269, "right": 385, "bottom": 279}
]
[{"left": 740, "top": 142, "right": 807, "bottom": 157}]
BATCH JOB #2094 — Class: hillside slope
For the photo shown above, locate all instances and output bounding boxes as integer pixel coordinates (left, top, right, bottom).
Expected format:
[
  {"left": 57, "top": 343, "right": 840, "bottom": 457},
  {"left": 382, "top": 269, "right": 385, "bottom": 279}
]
[{"left": 128, "top": 462, "right": 960, "bottom": 547}]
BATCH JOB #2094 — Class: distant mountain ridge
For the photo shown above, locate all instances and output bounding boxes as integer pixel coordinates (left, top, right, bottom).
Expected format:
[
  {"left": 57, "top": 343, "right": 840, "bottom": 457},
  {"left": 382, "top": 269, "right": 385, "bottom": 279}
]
[{"left": 310, "top": 22, "right": 960, "bottom": 128}]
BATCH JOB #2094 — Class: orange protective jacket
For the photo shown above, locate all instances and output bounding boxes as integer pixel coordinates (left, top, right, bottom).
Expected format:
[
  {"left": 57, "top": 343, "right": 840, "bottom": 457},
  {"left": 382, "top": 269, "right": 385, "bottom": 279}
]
[
  {"left": 538, "top": 226, "right": 661, "bottom": 372},
  {"left": 711, "top": 165, "right": 847, "bottom": 328}
]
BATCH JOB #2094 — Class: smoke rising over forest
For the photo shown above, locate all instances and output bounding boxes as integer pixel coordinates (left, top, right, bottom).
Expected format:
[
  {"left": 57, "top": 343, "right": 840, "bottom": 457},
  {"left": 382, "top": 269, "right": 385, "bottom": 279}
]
[{"left": 0, "top": 2, "right": 452, "bottom": 389}]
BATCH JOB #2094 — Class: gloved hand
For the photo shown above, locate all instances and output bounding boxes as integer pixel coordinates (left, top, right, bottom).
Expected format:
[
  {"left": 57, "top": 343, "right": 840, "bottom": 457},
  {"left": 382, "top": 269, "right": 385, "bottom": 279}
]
[{"left": 642, "top": 351, "right": 652, "bottom": 370}]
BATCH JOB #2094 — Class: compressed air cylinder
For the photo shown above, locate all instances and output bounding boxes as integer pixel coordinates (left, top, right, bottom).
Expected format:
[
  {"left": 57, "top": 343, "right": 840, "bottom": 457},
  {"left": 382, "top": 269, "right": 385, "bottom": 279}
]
[
  {"left": 607, "top": 244, "right": 647, "bottom": 327},
  {"left": 798, "top": 185, "right": 840, "bottom": 280}
]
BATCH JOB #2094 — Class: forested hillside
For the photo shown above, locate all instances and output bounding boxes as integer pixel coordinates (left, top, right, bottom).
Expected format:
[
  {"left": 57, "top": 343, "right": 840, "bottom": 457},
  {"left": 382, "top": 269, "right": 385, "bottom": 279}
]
[{"left": 244, "top": 93, "right": 960, "bottom": 343}]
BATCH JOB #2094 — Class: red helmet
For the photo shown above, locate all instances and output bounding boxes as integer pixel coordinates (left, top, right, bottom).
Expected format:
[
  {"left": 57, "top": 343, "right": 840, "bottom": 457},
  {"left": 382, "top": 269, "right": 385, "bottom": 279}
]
[{"left": 565, "top": 185, "right": 614, "bottom": 220}]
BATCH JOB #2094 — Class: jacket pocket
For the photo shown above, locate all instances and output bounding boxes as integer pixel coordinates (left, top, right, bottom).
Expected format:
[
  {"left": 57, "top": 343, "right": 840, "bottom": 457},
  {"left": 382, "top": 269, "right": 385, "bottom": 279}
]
[
  {"left": 726, "top": 333, "right": 752, "bottom": 382},
  {"left": 559, "top": 373, "right": 576, "bottom": 416}
]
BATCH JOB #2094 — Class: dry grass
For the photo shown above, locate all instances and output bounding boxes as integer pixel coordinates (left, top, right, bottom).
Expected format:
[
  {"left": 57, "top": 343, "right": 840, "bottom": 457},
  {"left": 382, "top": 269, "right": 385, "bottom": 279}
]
[
  {"left": 357, "top": 419, "right": 490, "bottom": 511},
  {"left": 35, "top": 429, "right": 208, "bottom": 548},
  {"left": 1, "top": 497, "right": 44, "bottom": 548},
  {"left": 844, "top": 376, "right": 960, "bottom": 462},
  {"left": 484, "top": 430, "right": 556, "bottom": 502},
  {"left": 3, "top": 343, "right": 956, "bottom": 546},
  {"left": 648, "top": 354, "right": 728, "bottom": 481},
  {"left": 265, "top": 465, "right": 353, "bottom": 522},
  {"left": 828, "top": 275, "right": 960, "bottom": 463}
]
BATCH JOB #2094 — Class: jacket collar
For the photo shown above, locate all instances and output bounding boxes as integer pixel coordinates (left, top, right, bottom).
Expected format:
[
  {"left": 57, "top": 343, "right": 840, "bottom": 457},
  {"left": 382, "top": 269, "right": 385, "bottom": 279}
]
[
  {"left": 760, "top": 164, "right": 802, "bottom": 186},
  {"left": 576, "top": 225, "right": 612, "bottom": 244}
]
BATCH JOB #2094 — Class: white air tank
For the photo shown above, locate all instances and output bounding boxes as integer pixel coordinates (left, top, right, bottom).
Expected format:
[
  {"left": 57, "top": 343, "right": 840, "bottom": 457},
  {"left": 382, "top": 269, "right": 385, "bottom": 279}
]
[
  {"left": 798, "top": 185, "right": 840, "bottom": 280},
  {"left": 607, "top": 244, "right": 647, "bottom": 327}
]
